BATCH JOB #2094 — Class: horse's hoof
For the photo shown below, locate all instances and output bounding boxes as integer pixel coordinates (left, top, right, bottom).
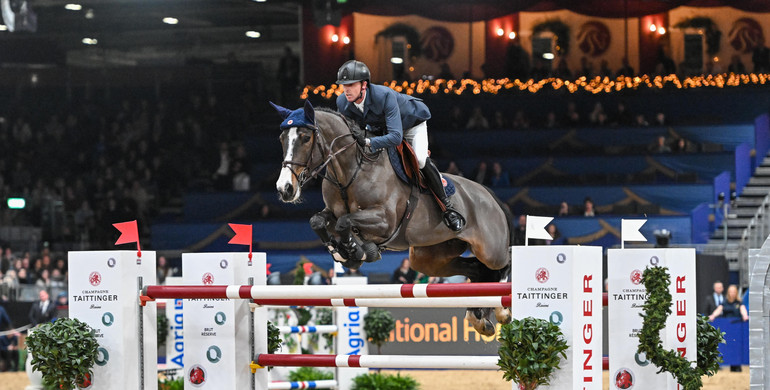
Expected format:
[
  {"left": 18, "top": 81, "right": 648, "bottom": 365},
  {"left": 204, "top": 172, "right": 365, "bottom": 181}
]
[
  {"left": 476, "top": 319, "right": 496, "bottom": 336},
  {"left": 341, "top": 259, "right": 364, "bottom": 270},
  {"left": 495, "top": 307, "right": 512, "bottom": 324},
  {"left": 362, "top": 242, "right": 380, "bottom": 262}
]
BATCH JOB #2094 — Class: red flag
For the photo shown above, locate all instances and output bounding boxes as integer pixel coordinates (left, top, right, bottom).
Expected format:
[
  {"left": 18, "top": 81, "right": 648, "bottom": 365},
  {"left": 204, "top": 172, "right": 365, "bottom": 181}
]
[
  {"left": 113, "top": 220, "right": 141, "bottom": 257},
  {"left": 228, "top": 223, "right": 253, "bottom": 260}
]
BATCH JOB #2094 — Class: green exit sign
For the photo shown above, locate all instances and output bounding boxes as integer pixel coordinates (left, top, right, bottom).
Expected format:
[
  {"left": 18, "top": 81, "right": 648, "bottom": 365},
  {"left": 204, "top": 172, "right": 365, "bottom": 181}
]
[{"left": 7, "top": 198, "right": 25, "bottom": 209}]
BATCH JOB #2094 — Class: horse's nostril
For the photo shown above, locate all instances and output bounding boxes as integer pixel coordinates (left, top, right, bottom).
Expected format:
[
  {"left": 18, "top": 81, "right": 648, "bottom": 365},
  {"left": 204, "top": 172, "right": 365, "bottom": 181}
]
[{"left": 286, "top": 184, "right": 294, "bottom": 195}]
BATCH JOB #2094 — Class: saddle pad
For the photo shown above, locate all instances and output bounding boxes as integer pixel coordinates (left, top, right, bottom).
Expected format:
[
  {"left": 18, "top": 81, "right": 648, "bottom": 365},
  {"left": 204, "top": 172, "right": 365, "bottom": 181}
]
[{"left": 386, "top": 146, "right": 456, "bottom": 196}]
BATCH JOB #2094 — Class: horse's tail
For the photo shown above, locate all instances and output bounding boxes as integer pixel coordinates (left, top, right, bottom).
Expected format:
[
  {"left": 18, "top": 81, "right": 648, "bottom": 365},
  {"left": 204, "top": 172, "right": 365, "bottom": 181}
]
[{"left": 481, "top": 185, "right": 515, "bottom": 247}]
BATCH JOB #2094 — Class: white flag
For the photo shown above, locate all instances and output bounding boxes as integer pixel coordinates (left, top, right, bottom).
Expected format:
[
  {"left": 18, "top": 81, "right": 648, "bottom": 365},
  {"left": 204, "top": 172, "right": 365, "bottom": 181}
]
[
  {"left": 621, "top": 219, "right": 647, "bottom": 242},
  {"left": 526, "top": 215, "right": 554, "bottom": 241}
]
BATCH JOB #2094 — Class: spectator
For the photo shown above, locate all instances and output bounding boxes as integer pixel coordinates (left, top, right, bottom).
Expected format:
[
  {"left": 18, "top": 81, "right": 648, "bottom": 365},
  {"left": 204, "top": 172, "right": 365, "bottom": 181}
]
[
  {"left": 505, "top": 41, "right": 530, "bottom": 80},
  {"left": 491, "top": 110, "right": 508, "bottom": 129},
  {"left": 598, "top": 59, "right": 612, "bottom": 78},
  {"left": 649, "top": 135, "right": 671, "bottom": 153},
  {"left": 472, "top": 161, "right": 491, "bottom": 186},
  {"left": 157, "top": 256, "right": 170, "bottom": 285},
  {"left": 588, "top": 102, "right": 606, "bottom": 125},
  {"left": 489, "top": 162, "right": 510, "bottom": 188},
  {"left": 278, "top": 46, "right": 300, "bottom": 104},
  {"left": 530, "top": 59, "right": 551, "bottom": 80},
  {"left": 579, "top": 56, "right": 594, "bottom": 78},
  {"left": 672, "top": 137, "right": 692, "bottom": 153},
  {"left": 553, "top": 59, "right": 572, "bottom": 79},
  {"left": 445, "top": 161, "right": 464, "bottom": 177},
  {"left": 634, "top": 114, "right": 649, "bottom": 127},
  {"left": 391, "top": 258, "right": 417, "bottom": 284},
  {"left": 35, "top": 269, "right": 51, "bottom": 289},
  {"left": 448, "top": 105, "right": 466, "bottom": 130},
  {"left": 583, "top": 197, "right": 596, "bottom": 217},
  {"left": 29, "top": 289, "right": 56, "bottom": 326},
  {"left": 465, "top": 106, "right": 489, "bottom": 130},
  {"left": 558, "top": 201, "right": 570, "bottom": 216},
  {"left": 0, "top": 330, "right": 18, "bottom": 372},
  {"left": 703, "top": 280, "right": 725, "bottom": 316},
  {"left": 212, "top": 142, "right": 232, "bottom": 190},
  {"left": 612, "top": 102, "right": 634, "bottom": 127},
  {"left": 752, "top": 44, "right": 770, "bottom": 73},
  {"left": 543, "top": 111, "right": 559, "bottom": 129},
  {"left": 511, "top": 110, "right": 530, "bottom": 129},
  {"left": 653, "top": 112, "right": 668, "bottom": 126},
  {"left": 545, "top": 223, "right": 563, "bottom": 245},
  {"left": 708, "top": 284, "right": 748, "bottom": 372},
  {"left": 437, "top": 63, "right": 455, "bottom": 80},
  {"left": 616, "top": 57, "right": 635, "bottom": 78},
  {"left": 728, "top": 54, "right": 747, "bottom": 74},
  {"left": 513, "top": 215, "right": 526, "bottom": 246},
  {"left": 564, "top": 101, "right": 581, "bottom": 127}
]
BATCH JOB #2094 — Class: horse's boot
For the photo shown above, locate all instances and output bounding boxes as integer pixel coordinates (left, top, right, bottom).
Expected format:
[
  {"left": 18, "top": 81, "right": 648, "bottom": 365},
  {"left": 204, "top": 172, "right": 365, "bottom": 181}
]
[{"left": 421, "top": 159, "right": 466, "bottom": 233}]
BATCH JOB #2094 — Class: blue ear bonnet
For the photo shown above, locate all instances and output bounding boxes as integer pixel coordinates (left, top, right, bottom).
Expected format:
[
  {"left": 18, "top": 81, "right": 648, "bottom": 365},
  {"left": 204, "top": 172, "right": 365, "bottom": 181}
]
[
  {"left": 280, "top": 109, "right": 313, "bottom": 129},
  {"left": 270, "top": 100, "right": 316, "bottom": 130}
]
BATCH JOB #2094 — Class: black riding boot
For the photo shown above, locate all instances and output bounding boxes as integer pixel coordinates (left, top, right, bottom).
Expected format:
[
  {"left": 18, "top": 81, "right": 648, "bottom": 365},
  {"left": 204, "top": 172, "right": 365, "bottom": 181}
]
[{"left": 421, "top": 159, "right": 466, "bottom": 232}]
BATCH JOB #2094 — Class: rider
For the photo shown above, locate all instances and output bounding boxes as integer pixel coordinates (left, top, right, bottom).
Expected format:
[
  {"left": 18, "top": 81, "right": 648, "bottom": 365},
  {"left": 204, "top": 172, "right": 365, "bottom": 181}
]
[{"left": 335, "top": 59, "right": 465, "bottom": 232}]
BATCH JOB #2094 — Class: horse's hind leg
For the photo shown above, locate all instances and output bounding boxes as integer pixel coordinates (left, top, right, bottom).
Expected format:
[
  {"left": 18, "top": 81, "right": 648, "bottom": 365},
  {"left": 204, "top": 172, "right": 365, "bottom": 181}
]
[{"left": 411, "top": 244, "right": 505, "bottom": 336}]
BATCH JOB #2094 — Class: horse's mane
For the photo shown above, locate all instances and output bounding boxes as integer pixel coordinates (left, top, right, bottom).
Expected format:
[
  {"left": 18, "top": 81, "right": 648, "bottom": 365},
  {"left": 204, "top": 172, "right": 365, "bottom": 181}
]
[{"left": 316, "top": 107, "right": 363, "bottom": 136}]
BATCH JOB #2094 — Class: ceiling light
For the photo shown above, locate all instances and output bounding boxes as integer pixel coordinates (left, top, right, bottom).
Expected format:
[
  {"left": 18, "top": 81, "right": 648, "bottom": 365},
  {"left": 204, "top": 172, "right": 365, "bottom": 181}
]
[
  {"left": 331, "top": 34, "right": 339, "bottom": 42},
  {"left": 245, "top": 31, "right": 261, "bottom": 38},
  {"left": 508, "top": 31, "right": 516, "bottom": 39},
  {"left": 65, "top": 4, "right": 82, "bottom": 11},
  {"left": 657, "top": 27, "right": 666, "bottom": 35},
  {"left": 390, "top": 57, "right": 403, "bottom": 64},
  {"left": 649, "top": 24, "right": 657, "bottom": 32},
  {"left": 0, "top": 25, "right": 7, "bottom": 31},
  {"left": 542, "top": 53, "right": 555, "bottom": 60},
  {"left": 82, "top": 38, "right": 98, "bottom": 45},
  {"left": 253, "top": 0, "right": 267, "bottom": 2},
  {"left": 496, "top": 28, "right": 504, "bottom": 37},
  {"left": 342, "top": 36, "right": 350, "bottom": 44},
  {"left": 163, "top": 17, "right": 178, "bottom": 25}
]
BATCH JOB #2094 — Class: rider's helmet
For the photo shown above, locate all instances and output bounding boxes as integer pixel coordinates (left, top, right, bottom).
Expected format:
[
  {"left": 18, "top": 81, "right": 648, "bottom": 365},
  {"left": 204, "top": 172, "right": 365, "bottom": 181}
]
[{"left": 336, "top": 60, "right": 370, "bottom": 85}]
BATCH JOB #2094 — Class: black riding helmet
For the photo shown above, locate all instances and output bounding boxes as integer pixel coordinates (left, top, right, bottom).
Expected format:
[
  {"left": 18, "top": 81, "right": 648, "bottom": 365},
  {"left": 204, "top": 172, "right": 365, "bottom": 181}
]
[{"left": 336, "top": 60, "right": 370, "bottom": 85}]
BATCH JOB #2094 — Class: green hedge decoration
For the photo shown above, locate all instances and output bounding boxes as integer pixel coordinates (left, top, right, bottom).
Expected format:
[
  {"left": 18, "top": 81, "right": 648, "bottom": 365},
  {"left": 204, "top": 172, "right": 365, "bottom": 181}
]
[
  {"left": 533, "top": 19, "right": 571, "bottom": 55},
  {"left": 674, "top": 17, "right": 722, "bottom": 56}
]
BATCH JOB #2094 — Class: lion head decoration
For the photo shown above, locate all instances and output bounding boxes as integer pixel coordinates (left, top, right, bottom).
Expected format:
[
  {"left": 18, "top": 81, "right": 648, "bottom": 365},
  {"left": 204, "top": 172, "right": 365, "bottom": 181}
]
[{"left": 729, "top": 17, "right": 765, "bottom": 53}]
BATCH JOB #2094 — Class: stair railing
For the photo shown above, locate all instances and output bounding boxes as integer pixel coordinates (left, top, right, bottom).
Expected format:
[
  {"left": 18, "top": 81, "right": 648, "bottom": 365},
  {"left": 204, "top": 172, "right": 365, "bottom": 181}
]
[{"left": 738, "top": 193, "right": 770, "bottom": 286}]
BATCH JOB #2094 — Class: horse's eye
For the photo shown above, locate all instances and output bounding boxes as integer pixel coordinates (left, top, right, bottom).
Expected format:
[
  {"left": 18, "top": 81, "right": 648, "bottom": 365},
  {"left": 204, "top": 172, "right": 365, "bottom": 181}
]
[{"left": 301, "top": 134, "right": 311, "bottom": 143}]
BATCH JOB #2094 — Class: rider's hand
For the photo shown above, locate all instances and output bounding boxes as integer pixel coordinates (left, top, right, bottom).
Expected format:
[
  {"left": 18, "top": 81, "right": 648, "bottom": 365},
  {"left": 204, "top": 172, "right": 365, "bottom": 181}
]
[{"left": 353, "top": 132, "right": 367, "bottom": 147}]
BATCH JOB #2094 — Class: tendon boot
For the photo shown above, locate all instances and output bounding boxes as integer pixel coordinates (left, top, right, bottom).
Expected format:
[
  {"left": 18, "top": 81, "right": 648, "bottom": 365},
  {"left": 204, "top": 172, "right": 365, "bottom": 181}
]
[{"left": 421, "top": 158, "right": 466, "bottom": 232}]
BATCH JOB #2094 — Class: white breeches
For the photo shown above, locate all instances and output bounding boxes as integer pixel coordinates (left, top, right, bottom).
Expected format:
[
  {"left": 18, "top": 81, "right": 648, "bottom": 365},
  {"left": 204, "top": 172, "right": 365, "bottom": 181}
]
[{"left": 404, "top": 121, "right": 429, "bottom": 168}]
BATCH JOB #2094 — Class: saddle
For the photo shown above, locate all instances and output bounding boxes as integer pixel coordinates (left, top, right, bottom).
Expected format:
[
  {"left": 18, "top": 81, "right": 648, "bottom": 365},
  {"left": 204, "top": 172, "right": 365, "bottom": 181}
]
[{"left": 386, "top": 141, "right": 456, "bottom": 197}]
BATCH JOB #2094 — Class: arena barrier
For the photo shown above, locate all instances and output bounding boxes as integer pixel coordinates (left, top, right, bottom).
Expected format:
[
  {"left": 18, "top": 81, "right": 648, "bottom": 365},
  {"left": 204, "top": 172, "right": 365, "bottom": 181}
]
[{"left": 66, "top": 241, "right": 701, "bottom": 390}]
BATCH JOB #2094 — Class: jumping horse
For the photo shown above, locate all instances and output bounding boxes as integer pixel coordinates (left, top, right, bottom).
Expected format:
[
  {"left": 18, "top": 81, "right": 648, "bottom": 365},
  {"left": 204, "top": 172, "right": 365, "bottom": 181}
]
[{"left": 271, "top": 100, "right": 513, "bottom": 335}]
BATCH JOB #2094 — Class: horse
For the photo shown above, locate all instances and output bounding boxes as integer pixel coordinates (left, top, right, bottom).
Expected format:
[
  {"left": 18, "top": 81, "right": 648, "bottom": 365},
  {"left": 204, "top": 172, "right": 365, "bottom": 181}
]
[{"left": 271, "top": 100, "right": 513, "bottom": 336}]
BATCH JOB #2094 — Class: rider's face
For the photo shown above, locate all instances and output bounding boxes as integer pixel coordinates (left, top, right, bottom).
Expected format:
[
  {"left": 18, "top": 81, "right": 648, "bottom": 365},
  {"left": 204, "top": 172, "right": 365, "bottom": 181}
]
[{"left": 342, "top": 81, "right": 366, "bottom": 104}]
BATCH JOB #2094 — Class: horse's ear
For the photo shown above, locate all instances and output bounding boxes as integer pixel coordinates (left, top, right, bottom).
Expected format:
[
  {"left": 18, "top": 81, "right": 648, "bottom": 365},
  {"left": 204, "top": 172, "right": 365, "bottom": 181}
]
[
  {"left": 304, "top": 100, "right": 315, "bottom": 125},
  {"left": 269, "top": 101, "right": 293, "bottom": 120}
]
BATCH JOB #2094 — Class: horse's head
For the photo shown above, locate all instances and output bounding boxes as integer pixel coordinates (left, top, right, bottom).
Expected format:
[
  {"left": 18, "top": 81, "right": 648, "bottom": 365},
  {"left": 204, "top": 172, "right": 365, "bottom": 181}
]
[{"left": 270, "top": 100, "right": 319, "bottom": 203}]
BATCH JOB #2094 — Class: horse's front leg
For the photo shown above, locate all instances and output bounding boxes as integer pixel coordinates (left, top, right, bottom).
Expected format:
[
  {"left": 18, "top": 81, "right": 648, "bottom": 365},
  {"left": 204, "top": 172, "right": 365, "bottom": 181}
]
[
  {"left": 335, "top": 208, "right": 388, "bottom": 267},
  {"left": 310, "top": 209, "right": 348, "bottom": 263}
]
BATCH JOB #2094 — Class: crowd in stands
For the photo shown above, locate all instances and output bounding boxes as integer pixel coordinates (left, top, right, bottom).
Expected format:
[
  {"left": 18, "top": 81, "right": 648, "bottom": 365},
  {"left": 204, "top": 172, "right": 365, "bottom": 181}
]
[{"left": 450, "top": 99, "right": 670, "bottom": 132}]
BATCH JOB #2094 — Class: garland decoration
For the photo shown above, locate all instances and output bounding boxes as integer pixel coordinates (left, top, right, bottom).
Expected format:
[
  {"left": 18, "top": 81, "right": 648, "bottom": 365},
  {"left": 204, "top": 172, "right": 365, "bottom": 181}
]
[
  {"left": 375, "top": 23, "right": 422, "bottom": 59},
  {"left": 674, "top": 17, "right": 722, "bottom": 56},
  {"left": 532, "top": 19, "right": 570, "bottom": 55},
  {"left": 637, "top": 266, "right": 724, "bottom": 390}
]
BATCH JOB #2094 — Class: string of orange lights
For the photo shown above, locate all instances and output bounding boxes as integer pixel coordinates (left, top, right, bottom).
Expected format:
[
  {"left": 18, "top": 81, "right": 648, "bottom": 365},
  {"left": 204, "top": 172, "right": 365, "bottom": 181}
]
[{"left": 301, "top": 73, "right": 770, "bottom": 100}]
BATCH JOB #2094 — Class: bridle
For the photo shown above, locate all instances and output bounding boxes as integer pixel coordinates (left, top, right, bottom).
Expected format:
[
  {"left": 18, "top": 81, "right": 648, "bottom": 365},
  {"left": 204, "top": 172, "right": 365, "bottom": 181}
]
[{"left": 280, "top": 113, "right": 377, "bottom": 202}]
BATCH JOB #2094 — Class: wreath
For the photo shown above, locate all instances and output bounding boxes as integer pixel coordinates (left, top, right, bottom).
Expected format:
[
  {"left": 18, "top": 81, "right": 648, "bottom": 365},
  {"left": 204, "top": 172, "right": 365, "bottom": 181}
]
[
  {"left": 375, "top": 23, "right": 422, "bottom": 59},
  {"left": 532, "top": 19, "right": 570, "bottom": 55},
  {"left": 637, "top": 266, "right": 724, "bottom": 390},
  {"left": 674, "top": 17, "right": 722, "bottom": 56}
]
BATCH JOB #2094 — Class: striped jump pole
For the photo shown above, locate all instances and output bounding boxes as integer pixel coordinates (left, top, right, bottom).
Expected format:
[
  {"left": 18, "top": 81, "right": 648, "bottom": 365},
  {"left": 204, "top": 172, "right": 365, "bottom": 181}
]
[
  {"left": 253, "top": 354, "right": 500, "bottom": 370},
  {"left": 268, "top": 380, "right": 337, "bottom": 389},
  {"left": 277, "top": 325, "right": 338, "bottom": 334},
  {"left": 255, "top": 296, "right": 512, "bottom": 308},
  {"left": 141, "top": 282, "right": 511, "bottom": 304}
]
